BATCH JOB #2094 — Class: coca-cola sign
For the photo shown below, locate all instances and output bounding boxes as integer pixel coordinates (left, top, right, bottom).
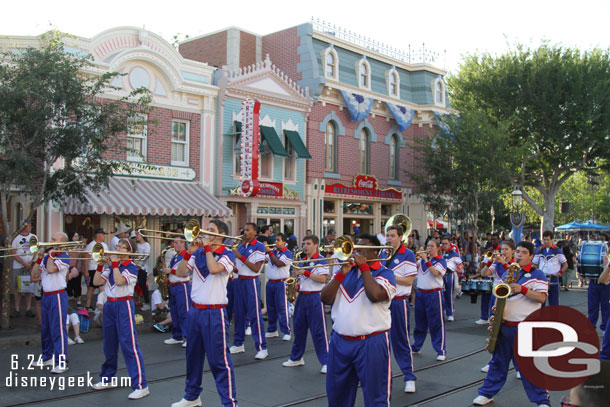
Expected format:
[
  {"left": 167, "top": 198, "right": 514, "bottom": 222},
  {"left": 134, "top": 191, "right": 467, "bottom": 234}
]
[{"left": 324, "top": 174, "right": 402, "bottom": 201}]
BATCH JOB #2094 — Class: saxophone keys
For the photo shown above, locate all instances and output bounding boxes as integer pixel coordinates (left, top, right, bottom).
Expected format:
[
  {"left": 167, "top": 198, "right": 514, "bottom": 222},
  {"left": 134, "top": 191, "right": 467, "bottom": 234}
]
[{"left": 488, "top": 316, "right": 495, "bottom": 324}]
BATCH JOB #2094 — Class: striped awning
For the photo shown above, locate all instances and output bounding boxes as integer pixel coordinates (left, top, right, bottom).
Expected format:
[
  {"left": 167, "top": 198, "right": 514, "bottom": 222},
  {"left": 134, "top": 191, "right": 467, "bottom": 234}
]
[{"left": 64, "top": 177, "right": 231, "bottom": 217}]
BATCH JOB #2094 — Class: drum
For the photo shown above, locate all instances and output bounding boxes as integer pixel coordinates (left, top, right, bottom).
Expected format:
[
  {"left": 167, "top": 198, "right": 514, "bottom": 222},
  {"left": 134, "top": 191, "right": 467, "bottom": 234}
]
[
  {"left": 477, "top": 279, "right": 493, "bottom": 293},
  {"left": 461, "top": 279, "right": 477, "bottom": 294},
  {"left": 578, "top": 241, "right": 608, "bottom": 279}
]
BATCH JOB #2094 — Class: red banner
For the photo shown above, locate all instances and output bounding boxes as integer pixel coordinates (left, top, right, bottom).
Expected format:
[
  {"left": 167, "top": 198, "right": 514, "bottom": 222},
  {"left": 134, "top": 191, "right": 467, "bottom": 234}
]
[
  {"left": 324, "top": 175, "right": 402, "bottom": 201},
  {"left": 258, "top": 182, "right": 283, "bottom": 198}
]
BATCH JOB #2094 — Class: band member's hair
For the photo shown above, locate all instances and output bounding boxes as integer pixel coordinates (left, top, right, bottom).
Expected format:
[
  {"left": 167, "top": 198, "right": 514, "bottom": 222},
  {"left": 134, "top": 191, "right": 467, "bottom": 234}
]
[
  {"left": 386, "top": 225, "right": 404, "bottom": 236},
  {"left": 210, "top": 219, "right": 229, "bottom": 236},
  {"left": 427, "top": 239, "right": 439, "bottom": 248},
  {"left": 119, "top": 238, "right": 135, "bottom": 252},
  {"left": 441, "top": 235, "right": 451, "bottom": 243},
  {"left": 244, "top": 222, "right": 257, "bottom": 231},
  {"left": 276, "top": 233, "right": 287, "bottom": 242},
  {"left": 501, "top": 239, "right": 516, "bottom": 251},
  {"left": 359, "top": 233, "right": 381, "bottom": 247},
  {"left": 542, "top": 230, "right": 553, "bottom": 239},
  {"left": 303, "top": 234, "right": 319, "bottom": 245},
  {"left": 516, "top": 240, "right": 535, "bottom": 256}
]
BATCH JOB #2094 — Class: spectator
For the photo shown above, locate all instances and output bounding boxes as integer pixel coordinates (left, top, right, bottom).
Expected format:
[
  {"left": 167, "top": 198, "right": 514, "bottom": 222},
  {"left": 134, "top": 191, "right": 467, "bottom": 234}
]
[
  {"left": 151, "top": 288, "right": 171, "bottom": 333},
  {"left": 376, "top": 227, "right": 387, "bottom": 245},
  {"left": 110, "top": 224, "right": 131, "bottom": 251},
  {"left": 133, "top": 230, "right": 151, "bottom": 311},
  {"left": 66, "top": 310, "right": 86, "bottom": 345},
  {"left": 84, "top": 228, "right": 108, "bottom": 311},
  {"left": 320, "top": 229, "right": 337, "bottom": 246},
  {"left": 66, "top": 231, "right": 86, "bottom": 308},
  {"left": 10, "top": 221, "right": 37, "bottom": 318},
  {"left": 560, "top": 240, "right": 576, "bottom": 291}
]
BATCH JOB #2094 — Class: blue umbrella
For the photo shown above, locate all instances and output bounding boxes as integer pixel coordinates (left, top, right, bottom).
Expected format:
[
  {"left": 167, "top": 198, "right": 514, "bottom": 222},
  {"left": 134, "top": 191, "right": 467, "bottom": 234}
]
[
  {"left": 555, "top": 222, "right": 587, "bottom": 231},
  {"left": 579, "top": 222, "right": 610, "bottom": 231}
]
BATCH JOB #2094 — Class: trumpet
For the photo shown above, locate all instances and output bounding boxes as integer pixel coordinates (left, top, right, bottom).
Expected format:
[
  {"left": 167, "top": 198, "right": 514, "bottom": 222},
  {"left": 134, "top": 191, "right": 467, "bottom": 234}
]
[
  {"left": 484, "top": 250, "right": 501, "bottom": 259},
  {"left": 415, "top": 250, "right": 428, "bottom": 260},
  {"left": 138, "top": 219, "right": 242, "bottom": 243},
  {"left": 0, "top": 237, "right": 83, "bottom": 258}
]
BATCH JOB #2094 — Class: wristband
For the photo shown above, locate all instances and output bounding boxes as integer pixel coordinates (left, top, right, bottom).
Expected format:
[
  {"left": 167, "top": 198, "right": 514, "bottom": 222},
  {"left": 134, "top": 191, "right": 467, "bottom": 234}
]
[
  {"left": 304, "top": 270, "right": 312, "bottom": 278},
  {"left": 170, "top": 269, "right": 176, "bottom": 275},
  {"left": 520, "top": 286, "right": 529, "bottom": 295},
  {"left": 183, "top": 253, "right": 192, "bottom": 262},
  {"left": 269, "top": 251, "right": 276, "bottom": 258},
  {"left": 179, "top": 250, "right": 188, "bottom": 257},
  {"left": 334, "top": 272, "right": 346, "bottom": 283},
  {"left": 204, "top": 245, "right": 212, "bottom": 254},
  {"left": 36, "top": 258, "right": 43, "bottom": 265},
  {"left": 426, "top": 261, "right": 433, "bottom": 268},
  {"left": 359, "top": 263, "right": 371, "bottom": 272},
  {"left": 112, "top": 262, "right": 119, "bottom": 270},
  {"left": 487, "top": 260, "right": 493, "bottom": 267},
  {"left": 502, "top": 263, "right": 510, "bottom": 270},
  {"left": 96, "top": 264, "right": 104, "bottom": 272},
  {"left": 240, "top": 255, "right": 247, "bottom": 263}
]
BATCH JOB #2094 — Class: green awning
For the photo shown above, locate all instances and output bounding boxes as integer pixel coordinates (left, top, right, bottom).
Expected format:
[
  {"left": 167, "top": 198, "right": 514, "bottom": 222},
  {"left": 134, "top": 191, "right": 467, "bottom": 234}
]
[
  {"left": 259, "top": 126, "right": 288, "bottom": 157},
  {"left": 284, "top": 130, "right": 312, "bottom": 159},
  {"left": 234, "top": 121, "right": 242, "bottom": 133}
]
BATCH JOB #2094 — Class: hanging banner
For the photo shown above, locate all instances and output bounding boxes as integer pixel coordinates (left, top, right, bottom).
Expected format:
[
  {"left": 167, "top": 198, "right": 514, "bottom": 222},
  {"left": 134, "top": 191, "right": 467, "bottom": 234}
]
[
  {"left": 386, "top": 102, "right": 414, "bottom": 132},
  {"left": 340, "top": 90, "right": 374, "bottom": 122},
  {"left": 324, "top": 174, "right": 402, "bottom": 201},
  {"left": 239, "top": 99, "right": 261, "bottom": 197}
]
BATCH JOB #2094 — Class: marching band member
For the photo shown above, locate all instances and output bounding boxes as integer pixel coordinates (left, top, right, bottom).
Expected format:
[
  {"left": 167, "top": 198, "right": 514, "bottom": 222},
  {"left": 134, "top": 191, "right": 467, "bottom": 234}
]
[
  {"left": 587, "top": 255, "right": 610, "bottom": 334},
  {"left": 265, "top": 233, "right": 293, "bottom": 341},
  {"left": 163, "top": 237, "right": 191, "bottom": 346},
  {"left": 31, "top": 232, "right": 70, "bottom": 374},
  {"left": 230, "top": 222, "right": 268, "bottom": 359},
  {"left": 282, "top": 234, "right": 329, "bottom": 372},
  {"left": 598, "top": 264, "right": 610, "bottom": 360},
  {"left": 91, "top": 239, "right": 149, "bottom": 399},
  {"left": 473, "top": 241, "right": 550, "bottom": 406},
  {"left": 321, "top": 234, "right": 396, "bottom": 406},
  {"left": 385, "top": 225, "right": 417, "bottom": 393},
  {"left": 533, "top": 230, "right": 567, "bottom": 306},
  {"left": 171, "top": 219, "right": 237, "bottom": 407},
  {"left": 476, "top": 234, "right": 501, "bottom": 324},
  {"left": 441, "top": 236, "right": 462, "bottom": 322},
  {"left": 411, "top": 240, "right": 448, "bottom": 360}
]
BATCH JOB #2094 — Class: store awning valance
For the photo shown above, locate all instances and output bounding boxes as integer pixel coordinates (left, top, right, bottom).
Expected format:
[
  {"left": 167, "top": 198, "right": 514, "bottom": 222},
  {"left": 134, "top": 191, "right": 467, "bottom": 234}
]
[
  {"left": 64, "top": 177, "right": 232, "bottom": 217},
  {"left": 283, "top": 130, "right": 312, "bottom": 159}
]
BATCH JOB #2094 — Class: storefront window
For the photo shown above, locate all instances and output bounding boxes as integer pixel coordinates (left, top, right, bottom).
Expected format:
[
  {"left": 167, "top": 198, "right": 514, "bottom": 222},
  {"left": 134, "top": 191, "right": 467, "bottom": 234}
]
[
  {"left": 343, "top": 202, "right": 373, "bottom": 215},
  {"left": 381, "top": 204, "right": 392, "bottom": 217},
  {"left": 323, "top": 200, "right": 336, "bottom": 213},
  {"left": 323, "top": 218, "right": 336, "bottom": 238},
  {"left": 283, "top": 219, "right": 294, "bottom": 236}
]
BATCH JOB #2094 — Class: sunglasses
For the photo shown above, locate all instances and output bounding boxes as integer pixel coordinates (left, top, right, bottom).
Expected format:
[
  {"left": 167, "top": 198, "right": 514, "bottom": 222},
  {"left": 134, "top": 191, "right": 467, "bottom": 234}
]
[{"left": 560, "top": 394, "right": 580, "bottom": 407}]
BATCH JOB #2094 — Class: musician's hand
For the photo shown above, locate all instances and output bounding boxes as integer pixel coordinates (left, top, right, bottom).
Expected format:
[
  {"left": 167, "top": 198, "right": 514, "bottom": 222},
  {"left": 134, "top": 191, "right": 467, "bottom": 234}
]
[
  {"left": 352, "top": 254, "right": 367, "bottom": 266},
  {"left": 110, "top": 254, "right": 119, "bottom": 263},
  {"left": 509, "top": 283, "right": 521, "bottom": 294},
  {"left": 496, "top": 255, "right": 506, "bottom": 264},
  {"left": 339, "top": 261, "right": 352, "bottom": 275},
  {"left": 162, "top": 267, "right": 171, "bottom": 275},
  {"left": 232, "top": 247, "right": 240, "bottom": 258},
  {"left": 420, "top": 251, "right": 428, "bottom": 261},
  {"left": 265, "top": 245, "right": 272, "bottom": 254},
  {"left": 200, "top": 236, "right": 211, "bottom": 246}
]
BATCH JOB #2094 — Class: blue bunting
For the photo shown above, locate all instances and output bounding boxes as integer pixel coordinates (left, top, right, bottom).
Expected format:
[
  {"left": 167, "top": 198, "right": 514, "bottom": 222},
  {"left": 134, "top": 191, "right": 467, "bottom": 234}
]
[
  {"left": 340, "top": 90, "right": 374, "bottom": 122},
  {"left": 386, "top": 102, "right": 414, "bottom": 131}
]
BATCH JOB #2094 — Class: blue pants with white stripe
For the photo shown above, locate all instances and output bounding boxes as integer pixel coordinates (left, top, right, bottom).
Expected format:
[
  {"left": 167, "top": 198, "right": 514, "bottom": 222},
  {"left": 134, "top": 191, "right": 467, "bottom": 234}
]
[
  {"left": 266, "top": 280, "right": 291, "bottom": 335},
  {"left": 233, "top": 277, "right": 266, "bottom": 351},
  {"left": 41, "top": 291, "right": 68, "bottom": 363},
  {"left": 412, "top": 289, "right": 446, "bottom": 356},
  {"left": 100, "top": 300, "right": 147, "bottom": 391},
  {"left": 390, "top": 298, "right": 416, "bottom": 381},
  {"left": 290, "top": 292, "right": 328, "bottom": 364},
  {"left": 478, "top": 324, "right": 550, "bottom": 405},
  {"left": 480, "top": 292, "right": 492, "bottom": 320},
  {"left": 184, "top": 307, "right": 237, "bottom": 406},
  {"left": 442, "top": 273, "right": 455, "bottom": 317},
  {"left": 169, "top": 282, "right": 191, "bottom": 341},
  {"left": 226, "top": 278, "right": 237, "bottom": 322},
  {"left": 588, "top": 280, "right": 610, "bottom": 330},
  {"left": 546, "top": 277, "right": 560, "bottom": 306},
  {"left": 326, "top": 331, "right": 392, "bottom": 407}
]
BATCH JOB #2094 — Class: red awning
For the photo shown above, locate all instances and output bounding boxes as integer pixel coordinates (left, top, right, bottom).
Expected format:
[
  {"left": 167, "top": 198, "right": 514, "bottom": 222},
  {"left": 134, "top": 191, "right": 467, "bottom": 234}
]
[
  {"left": 64, "top": 177, "right": 231, "bottom": 217},
  {"left": 428, "top": 219, "right": 447, "bottom": 229}
]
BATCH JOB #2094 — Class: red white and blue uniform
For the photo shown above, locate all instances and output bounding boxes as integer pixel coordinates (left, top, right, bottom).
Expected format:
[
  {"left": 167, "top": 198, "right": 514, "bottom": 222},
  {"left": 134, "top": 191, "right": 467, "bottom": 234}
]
[
  {"left": 487, "top": 259, "right": 515, "bottom": 315},
  {"left": 601, "top": 309, "right": 610, "bottom": 360},
  {"left": 412, "top": 256, "right": 447, "bottom": 357},
  {"left": 480, "top": 246, "right": 500, "bottom": 320},
  {"left": 442, "top": 249, "right": 462, "bottom": 318},
  {"left": 477, "top": 263, "right": 550, "bottom": 405},
  {"left": 40, "top": 252, "right": 70, "bottom": 364},
  {"left": 533, "top": 245, "right": 566, "bottom": 306},
  {"left": 588, "top": 258, "right": 610, "bottom": 332},
  {"left": 327, "top": 262, "right": 396, "bottom": 406},
  {"left": 233, "top": 239, "right": 267, "bottom": 351},
  {"left": 290, "top": 252, "right": 329, "bottom": 365},
  {"left": 99, "top": 260, "right": 147, "bottom": 391},
  {"left": 168, "top": 250, "right": 191, "bottom": 341},
  {"left": 384, "top": 244, "right": 417, "bottom": 383},
  {"left": 182, "top": 245, "right": 237, "bottom": 406},
  {"left": 265, "top": 247, "right": 293, "bottom": 336}
]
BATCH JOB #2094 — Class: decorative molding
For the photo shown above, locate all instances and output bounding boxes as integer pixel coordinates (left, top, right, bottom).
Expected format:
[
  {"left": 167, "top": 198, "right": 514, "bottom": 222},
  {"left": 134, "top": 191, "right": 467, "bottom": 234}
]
[
  {"left": 385, "top": 126, "right": 406, "bottom": 148},
  {"left": 318, "top": 111, "right": 346, "bottom": 136},
  {"left": 354, "top": 118, "right": 377, "bottom": 142}
]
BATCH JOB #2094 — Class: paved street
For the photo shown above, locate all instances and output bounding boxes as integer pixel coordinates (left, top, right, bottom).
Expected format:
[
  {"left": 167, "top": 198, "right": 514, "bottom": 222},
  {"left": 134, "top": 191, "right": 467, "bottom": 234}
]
[{"left": 1, "top": 286, "right": 602, "bottom": 407}]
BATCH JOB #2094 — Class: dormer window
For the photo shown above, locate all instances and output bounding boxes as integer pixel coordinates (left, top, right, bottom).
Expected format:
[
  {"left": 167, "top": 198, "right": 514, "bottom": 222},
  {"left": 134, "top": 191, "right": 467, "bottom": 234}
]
[
  {"left": 434, "top": 78, "right": 446, "bottom": 106},
  {"left": 357, "top": 58, "right": 371, "bottom": 90},
  {"left": 387, "top": 68, "right": 400, "bottom": 97},
  {"left": 324, "top": 46, "right": 339, "bottom": 80}
]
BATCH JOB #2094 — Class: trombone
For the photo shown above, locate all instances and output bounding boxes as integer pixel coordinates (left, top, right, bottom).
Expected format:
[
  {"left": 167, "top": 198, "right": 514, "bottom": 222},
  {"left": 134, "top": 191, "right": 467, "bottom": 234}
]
[
  {"left": 67, "top": 243, "right": 148, "bottom": 263},
  {"left": 294, "top": 235, "right": 393, "bottom": 269},
  {"left": 138, "top": 219, "right": 243, "bottom": 243},
  {"left": 0, "top": 237, "right": 83, "bottom": 258}
]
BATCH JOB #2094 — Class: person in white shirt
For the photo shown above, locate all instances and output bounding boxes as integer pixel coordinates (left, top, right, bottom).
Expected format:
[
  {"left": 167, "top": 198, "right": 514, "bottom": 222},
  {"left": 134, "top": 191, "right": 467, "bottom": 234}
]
[
  {"left": 84, "top": 228, "right": 108, "bottom": 311},
  {"left": 134, "top": 231, "right": 151, "bottom": 310},
  {"left": 265, "top": 233, "right": 293, "bottom": 341},
  {"left": 110, "top": 224, "right": 131, "bottom": 252},
  {"left": 10, "top": 221, "right": 37, "bottom": 318}
]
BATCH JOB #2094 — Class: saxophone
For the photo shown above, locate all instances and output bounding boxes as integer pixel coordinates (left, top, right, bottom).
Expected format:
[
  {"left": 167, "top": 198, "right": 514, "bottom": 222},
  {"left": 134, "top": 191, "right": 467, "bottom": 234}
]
[
  {"left": 486, "top": 263, "right": 520, "bottom": 353},
  {"left": 155, "top": 248, "right": 170, "bottom": 300},
  {"left": 285, "top": 250, "right": 304, "bottom": 303}
]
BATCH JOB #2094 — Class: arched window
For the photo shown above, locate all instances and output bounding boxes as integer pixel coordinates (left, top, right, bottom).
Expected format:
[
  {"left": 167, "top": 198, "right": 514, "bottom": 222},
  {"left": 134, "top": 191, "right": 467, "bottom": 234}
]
[
  {"left": 325, "top": 121, "right": 336, "bottom": 172},
  {"left": 359, "top": 128, "right": 369, "bottom": 173},
  {"left": 326, "top": 52, "right": 335, "bottom": 78},
  {"left": 389, "top": 71, "right": 399, "bottom": 96},
  {"left": 324, "top": 46, "right": 339, "bottom": 80},
  {"left": 389, "top": 134, "right": 399, "bottom": 179},
  {"left": 359, "top": 62, "right": 369, "bottom": 88},
  {"left": 434, "top": 78, "right": 445, "bottom": 106}
]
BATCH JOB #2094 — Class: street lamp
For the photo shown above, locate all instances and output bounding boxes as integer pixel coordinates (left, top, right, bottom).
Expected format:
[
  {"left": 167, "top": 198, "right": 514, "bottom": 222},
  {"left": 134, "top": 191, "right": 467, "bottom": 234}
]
[
  {"left": 510, "top": 187, "right": 525, "bottom": 243},
  {"left": 511, "top": 188, "right": 523, "bottom": 211}
]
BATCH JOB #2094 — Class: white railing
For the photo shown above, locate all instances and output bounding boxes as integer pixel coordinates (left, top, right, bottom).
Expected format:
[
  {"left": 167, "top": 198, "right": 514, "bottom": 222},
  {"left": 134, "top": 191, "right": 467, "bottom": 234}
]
[{"left": 311, "top": 17, "right": 444, "bottom": 66}]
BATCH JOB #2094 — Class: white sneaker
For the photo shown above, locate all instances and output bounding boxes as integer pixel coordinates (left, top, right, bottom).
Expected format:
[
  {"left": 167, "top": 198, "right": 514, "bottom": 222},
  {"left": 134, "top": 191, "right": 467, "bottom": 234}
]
[
  {"left": 320, "top": 365, "right": 327, "bottom": 374},
  {"left": 475, "top": 319, "right": 488, "bottom": 325},
  {"left": 68, "top": 337, "right": 75, "bottom": 345},
  {"left": 75, "top": 336, "right": 85, "bottom": 344},
  {"left": 255, "top": 349, "right": 268, "bottom": 360},
  {"left": 171, "top": 397, "right": 202, "bottom": 407},
  {"left": 265, "top": 331, "right": 279, "bottom": 338},
  {"left": 516, "top": 371, "right": 521, "bottom": 379},
  {"left": 37, "top": 359, "right": 54, "bottom": 367},
  {"left": 447, "top": 315, "right": 455, "bottom": 321},
  {"left": 128, "top": 387, "right": 150, "bottom": 399},
  {"left": 141, "top": 303, "right": 151, "bottom": 311},
  {"left": 436, "top": 355, "right": 446, "bottom": 361},
  {"left": 412, "top": 350, "right": 421, "bottom": 354},
  {"left": 91, "top": 380, "right": 118, "bottom": 390},
  {"left": 405, "top": 380, "right": 416, "bottom": 393},
  {"left": 245, "top": 326, "right": 252, "bottom": 335},
  {"left": 230, "top": 345, "right": 245, "bottom": 354},
  {"left": 472, "top": 395, "right": 493, "bottom": 405},
  {"left": 165, "top": 338, "right": 184, "bottom": 345},
  {"left": 282, "top": 358, "right": 305, "bottom": 367},
  {"left": 282, "top": 334, "right": 291, "bottom": 341},
  {"left": 182, "top": 341, "right": 187, "bottom": 348},
  {"left": 51, "top": 365, "right": 69, "bottom": 374},
  {"left": 481, "top": 364, "right": 489, "bottom": 373}
]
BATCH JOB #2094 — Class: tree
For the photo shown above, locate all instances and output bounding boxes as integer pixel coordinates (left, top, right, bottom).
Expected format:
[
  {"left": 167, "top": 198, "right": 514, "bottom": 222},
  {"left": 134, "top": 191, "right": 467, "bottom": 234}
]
[
  {"left": 0, "top": 32, "right": 150, "bottom": 329},
  {"left": 450, "top": 44, "right": 610, "bottom": 233}
]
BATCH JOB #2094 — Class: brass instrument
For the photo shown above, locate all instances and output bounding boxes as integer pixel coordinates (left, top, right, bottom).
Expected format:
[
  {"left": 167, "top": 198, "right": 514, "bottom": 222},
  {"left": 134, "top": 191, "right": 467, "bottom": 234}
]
[
  {"left": 486, "top": 263, "right": 521, "bottom": 353},
  {"left": 415, "top": 250, "right": 428, "bottom": 260},
  {"left": 319, "top": 235, "right": 393, "bottom": 262},
  {"left": 155, "top": 248, "right": 170, "bottom": 300},
  {"left": 68, "top": 243, "right": 148, "bottom": 262},
  {"left": 0, "top": 237, "right": 83, "bottom": 258},
  {"left": 285, "top": 276, "right": 297, "bottom": 303},
  {"left": 384, "top": 213, "right": 412, "bottom": 244},
  {"left": 138, "top": 219, "right": 243, "bottom": 243},
  {"left": 484, "top": 250, "right": 501, "bottom": 259}
]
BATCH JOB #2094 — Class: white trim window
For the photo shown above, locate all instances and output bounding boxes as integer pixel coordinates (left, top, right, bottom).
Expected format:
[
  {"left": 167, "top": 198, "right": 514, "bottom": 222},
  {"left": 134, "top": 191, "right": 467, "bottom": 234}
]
[
  {"left": 171, "top": 120, "right": 189, "bottom": 166},
  {"left": 434, "top": 78, "right": 446, "bottom": 106},
  {"left": 359, "top": 128, "right": 369, "bottom": 173},
  {"left": 358, "top": 58, "right": 371, "bottom": 90},
  {"left": 389, "top": 134, "right": 399, "bottom": 180},
  {"left": 387, "top": 68, "right": 400, "bottom": 97},
  {"left": 283, "top": 134, "right": 296, "bottom": 181},
  {"left": 127, "top": 113, "right": 147, "bottom": 162},
  {"left": 325, "top": 121, "right": 336, "bottom": 172},
  {"left": 324, "top": 47, "right": 339, "bottom": 80},
  {"left": 259, "top": 140, "right": 273, "bottom": 180}
]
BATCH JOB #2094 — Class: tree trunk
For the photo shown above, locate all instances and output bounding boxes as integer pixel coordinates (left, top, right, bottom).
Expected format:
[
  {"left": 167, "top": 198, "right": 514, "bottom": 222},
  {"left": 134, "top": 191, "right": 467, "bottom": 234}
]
[
  {"left": 0, "top": 255, "right": 10, "bottom": 329},
  {"left": 541, "top": 189, "right": 557, "bottom": 235}
]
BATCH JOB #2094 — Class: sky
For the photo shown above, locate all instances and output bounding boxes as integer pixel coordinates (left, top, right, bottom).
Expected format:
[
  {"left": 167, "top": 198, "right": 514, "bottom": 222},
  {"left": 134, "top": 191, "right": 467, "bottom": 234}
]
[{"left": 2, "top": 0, "right": 609, "bottom": 73}]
